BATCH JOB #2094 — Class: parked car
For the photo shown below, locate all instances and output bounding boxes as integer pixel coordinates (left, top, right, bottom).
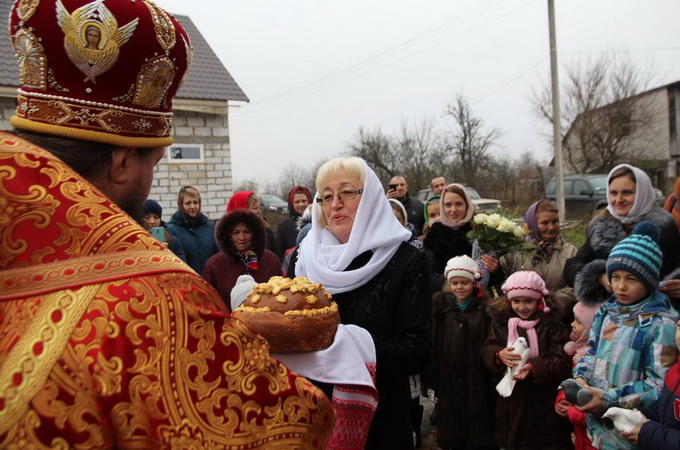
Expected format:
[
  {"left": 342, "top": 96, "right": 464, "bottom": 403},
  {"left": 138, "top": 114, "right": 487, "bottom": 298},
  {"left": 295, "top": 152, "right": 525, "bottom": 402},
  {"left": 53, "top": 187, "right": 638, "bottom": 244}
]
[
  {"left": 545, "top": 174, "right": 608, "bottom": 217},
  {"left": 545, "top": 174, "right": 665, "bottom": 217},
  {"left": 260, "top": 194, "right": 288, "bottom": 213},
  {"left": 416, "top": 186, "right": 501, "bottom": 213}
]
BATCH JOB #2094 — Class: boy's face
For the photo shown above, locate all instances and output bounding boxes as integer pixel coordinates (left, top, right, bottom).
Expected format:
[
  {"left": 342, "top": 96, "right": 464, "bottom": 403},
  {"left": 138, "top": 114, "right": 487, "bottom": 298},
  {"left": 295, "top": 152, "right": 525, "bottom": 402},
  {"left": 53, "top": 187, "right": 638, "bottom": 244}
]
[
  {"left": 510, "top": 296, "right": 539, "bottom": 320},
  {"left": 610, "top": 270, "right": 648, "bottom": 305},
  {"left": 449, "top": 277, "right": 474, "bottom": 303},
  {"left": 571, "top": 317, "right": 585, "bottom": 337}
]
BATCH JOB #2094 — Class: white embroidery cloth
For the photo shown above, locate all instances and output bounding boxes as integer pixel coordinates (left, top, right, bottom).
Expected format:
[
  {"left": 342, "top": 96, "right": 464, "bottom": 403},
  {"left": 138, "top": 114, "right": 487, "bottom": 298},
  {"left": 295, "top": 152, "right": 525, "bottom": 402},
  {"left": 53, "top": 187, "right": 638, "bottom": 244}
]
[{"left": 274, "top": 324, "right": 378, "bottom": 450}]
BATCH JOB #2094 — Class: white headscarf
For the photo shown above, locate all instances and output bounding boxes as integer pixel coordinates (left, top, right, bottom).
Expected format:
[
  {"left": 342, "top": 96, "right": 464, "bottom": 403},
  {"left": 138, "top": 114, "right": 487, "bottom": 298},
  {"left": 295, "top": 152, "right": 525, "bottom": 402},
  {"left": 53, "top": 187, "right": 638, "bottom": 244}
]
[
  {"left": 434, "top": 183, "right": 475, "bottom": 229},
  {"left": 606, "top": 164, "right": 655, "bottom": 224},
  {"left": 296, "top": 159, "right": 411, "bottom": 294}
]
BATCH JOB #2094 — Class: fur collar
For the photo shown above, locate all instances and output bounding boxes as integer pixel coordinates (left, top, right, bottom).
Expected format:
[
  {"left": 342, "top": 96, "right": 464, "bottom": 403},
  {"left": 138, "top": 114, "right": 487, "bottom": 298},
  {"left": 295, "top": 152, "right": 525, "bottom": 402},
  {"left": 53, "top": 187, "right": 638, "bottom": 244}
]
[{"left": 587, "top": 206, "right": 674, "bottom": 254}]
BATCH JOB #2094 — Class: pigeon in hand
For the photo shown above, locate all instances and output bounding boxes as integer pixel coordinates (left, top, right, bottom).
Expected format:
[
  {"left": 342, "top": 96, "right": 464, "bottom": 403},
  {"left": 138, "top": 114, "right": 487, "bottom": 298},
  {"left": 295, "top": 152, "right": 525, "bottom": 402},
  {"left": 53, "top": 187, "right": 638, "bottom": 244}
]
[
  {"left": 559, "top": 378, "right": 593, "bottom": 406},
  {"left": 496, "top": 337, "right": 531, "bottom": 398},
  {"left": 602, "top": 407, "right": 645, "bottom": 434}
]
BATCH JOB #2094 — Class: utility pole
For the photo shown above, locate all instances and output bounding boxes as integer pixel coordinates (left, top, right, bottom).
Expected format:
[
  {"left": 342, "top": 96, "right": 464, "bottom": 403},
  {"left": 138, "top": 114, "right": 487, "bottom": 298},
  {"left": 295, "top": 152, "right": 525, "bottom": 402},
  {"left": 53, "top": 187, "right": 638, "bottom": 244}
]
[{"left": 548, "top": 0, "right": 565, "bottom": 222}]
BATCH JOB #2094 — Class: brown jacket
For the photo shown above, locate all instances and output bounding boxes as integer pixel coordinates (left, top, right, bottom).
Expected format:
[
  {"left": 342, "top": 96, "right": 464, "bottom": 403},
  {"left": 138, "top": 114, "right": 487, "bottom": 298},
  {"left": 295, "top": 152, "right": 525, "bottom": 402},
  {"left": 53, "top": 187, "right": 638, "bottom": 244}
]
[{"left": 480, "top": 296, "right": 572, "bottom": 449}]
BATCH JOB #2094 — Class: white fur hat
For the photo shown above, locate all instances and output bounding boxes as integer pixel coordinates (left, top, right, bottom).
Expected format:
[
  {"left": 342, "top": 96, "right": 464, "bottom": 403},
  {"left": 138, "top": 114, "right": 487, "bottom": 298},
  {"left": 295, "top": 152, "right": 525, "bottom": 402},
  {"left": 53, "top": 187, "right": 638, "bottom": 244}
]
[{"left": 445, "top": 255, "right": 481, "bottom": 281}]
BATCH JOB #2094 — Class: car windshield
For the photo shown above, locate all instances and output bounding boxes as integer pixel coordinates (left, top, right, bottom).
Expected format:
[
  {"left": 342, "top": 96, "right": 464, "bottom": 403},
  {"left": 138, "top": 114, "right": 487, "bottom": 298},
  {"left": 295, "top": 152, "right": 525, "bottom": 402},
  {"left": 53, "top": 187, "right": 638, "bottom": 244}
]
[
  {"left": 262, "top": 194, "right": 285, "bottom": 204},
  {"left": 465, "top": 187, "right": 481, "bottom": 199},
  {"left": 589, "top": 175, "right": 608, "bottom": 192}
]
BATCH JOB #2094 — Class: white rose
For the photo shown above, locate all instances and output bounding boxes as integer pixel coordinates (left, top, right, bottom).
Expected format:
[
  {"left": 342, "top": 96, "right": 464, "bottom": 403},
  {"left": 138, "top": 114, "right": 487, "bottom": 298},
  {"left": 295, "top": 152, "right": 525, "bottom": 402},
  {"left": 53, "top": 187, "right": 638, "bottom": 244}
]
[
  {"left": 474, "top": 213, "right": 489, "bottom": 225},
  {"left": 486, "top": 214, "right": 502, "bottom": 229},
  {"left": 497, "top": 218, "right": 515, "bottom": 233},
  {"left": 513, "top": 226, "right": 526, "bottom": 238}
]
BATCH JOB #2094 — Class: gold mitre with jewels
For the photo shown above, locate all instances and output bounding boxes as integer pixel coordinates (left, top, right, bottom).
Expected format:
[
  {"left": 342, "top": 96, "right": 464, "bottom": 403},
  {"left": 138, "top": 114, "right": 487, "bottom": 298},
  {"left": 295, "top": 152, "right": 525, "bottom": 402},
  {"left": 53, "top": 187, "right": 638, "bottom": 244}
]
[{"left": 9, "top": 0, "right": 192, "bottom": 147}]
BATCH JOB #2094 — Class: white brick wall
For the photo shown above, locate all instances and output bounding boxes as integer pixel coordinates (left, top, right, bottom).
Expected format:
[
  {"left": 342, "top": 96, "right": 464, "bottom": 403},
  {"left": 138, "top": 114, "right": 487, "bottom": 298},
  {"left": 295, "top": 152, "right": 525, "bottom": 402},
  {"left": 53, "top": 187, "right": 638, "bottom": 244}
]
[
  {"left": 150, "top": 109, "right": 234, "bottom": 221},
  {"left": 0, "top": 97, "right": 233, "bottom": 222}
]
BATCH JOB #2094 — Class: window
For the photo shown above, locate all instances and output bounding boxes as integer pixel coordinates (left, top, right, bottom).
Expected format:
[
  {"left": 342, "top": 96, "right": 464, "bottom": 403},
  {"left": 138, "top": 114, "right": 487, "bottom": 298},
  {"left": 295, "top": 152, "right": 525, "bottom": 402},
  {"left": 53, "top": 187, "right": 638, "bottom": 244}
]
[
  {"left": 168, "top": 144, "right": 204, "bottom": 163},
  {"left": 573, "top": 180, "right": 590, "bottom": 195}
]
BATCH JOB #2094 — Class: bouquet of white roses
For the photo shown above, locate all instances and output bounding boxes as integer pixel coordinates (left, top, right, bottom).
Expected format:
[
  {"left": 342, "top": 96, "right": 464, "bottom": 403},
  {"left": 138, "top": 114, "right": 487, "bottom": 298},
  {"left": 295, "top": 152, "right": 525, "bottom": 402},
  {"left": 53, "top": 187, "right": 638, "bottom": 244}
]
[{"left": 466, "top": 213, "right": 532, "bottom": 255}]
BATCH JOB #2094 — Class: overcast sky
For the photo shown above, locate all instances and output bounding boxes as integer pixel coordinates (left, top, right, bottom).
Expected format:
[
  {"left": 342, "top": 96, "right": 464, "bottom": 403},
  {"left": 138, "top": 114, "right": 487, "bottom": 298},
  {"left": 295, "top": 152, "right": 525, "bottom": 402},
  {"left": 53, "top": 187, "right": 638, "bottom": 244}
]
[{"left": 154, "top": 0, "right": 680, "bottom": 189}]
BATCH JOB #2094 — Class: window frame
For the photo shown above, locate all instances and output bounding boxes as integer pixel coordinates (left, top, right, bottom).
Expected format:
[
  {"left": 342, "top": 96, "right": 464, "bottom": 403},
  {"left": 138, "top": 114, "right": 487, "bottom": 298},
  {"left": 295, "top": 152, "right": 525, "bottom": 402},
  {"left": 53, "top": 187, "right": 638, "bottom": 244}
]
[{"left": 167, "top": 143, "right": 205, "bottom": 164}]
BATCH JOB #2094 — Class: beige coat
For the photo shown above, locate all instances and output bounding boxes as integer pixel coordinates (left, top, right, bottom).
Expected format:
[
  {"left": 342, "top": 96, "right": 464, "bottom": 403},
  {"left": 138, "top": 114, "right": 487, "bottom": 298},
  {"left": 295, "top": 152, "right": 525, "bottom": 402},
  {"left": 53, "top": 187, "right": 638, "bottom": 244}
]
[{"left": 500, "top": 234, "right": 578, "bottom": 318}]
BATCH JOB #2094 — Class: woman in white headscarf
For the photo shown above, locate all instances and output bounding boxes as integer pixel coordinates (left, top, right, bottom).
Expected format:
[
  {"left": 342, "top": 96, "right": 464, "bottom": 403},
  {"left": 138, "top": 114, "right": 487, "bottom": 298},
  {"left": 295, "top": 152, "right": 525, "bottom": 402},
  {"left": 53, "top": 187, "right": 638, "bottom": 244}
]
[
  {"left": 564, "top": 164, "right": 680, "bottom": 305},
  {"left": 288, "top": 157, "right": 431, "bottom": 450}
]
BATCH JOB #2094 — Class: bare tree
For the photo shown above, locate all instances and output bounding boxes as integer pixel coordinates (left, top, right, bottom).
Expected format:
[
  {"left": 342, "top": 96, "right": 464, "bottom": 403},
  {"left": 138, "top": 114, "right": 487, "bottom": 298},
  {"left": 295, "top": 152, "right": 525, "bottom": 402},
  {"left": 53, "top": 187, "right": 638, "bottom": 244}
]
[
  {"left": 393, "top": 118, "right": 445, "bottom": 191},
  {"left": 531, "top": 53, "right": 660, "bottom": 173},
  {"left": 234, "top": 178, "right": 259, "bottom": 193},
  {"left": 346, "top": 120, "right": 445, "bottom": 191},
  {"left": 442, "top": 93, "right": 502, "bottom": 187},
  {"left": 346, "top": 126, "right": 396, "bottom": 182}
]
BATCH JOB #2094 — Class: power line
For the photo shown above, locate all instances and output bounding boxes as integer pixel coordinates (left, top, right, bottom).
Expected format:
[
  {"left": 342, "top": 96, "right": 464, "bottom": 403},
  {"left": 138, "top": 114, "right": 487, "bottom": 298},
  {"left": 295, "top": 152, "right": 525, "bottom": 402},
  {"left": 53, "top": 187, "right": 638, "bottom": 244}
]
[{"left": 233, "top": 0, "right": 540, "bottom": 117}]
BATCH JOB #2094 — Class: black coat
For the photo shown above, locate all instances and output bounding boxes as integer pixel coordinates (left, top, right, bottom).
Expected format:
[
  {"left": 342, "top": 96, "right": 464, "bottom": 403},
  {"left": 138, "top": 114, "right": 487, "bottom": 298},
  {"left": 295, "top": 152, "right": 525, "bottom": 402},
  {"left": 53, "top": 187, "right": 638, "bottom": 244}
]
[
  {"left": 423, "top": 222, "right": 504, "bottom": 293},
  {"left": 288, "top": 242, "right": 432, "bottom": 450},
  {"left": 424, "top": 291, "right": 496, "bottom": 448},
  {"left": 423, "top": 222, "right": 473, "bottom": 292},
  {"left": 400, "top": 194, "right": 425, "bottom": 235}
]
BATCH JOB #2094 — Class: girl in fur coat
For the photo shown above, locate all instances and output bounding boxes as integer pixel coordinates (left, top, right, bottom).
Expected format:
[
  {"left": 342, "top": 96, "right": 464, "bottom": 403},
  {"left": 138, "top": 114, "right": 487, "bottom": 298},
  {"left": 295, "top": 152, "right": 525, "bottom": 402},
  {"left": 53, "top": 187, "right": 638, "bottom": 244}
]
[
  {"left": 481, "top": 271, "right": 572, "bottom": 449},
  {"left": 425, "top": 255, "right": 496, "bottom": 450}
]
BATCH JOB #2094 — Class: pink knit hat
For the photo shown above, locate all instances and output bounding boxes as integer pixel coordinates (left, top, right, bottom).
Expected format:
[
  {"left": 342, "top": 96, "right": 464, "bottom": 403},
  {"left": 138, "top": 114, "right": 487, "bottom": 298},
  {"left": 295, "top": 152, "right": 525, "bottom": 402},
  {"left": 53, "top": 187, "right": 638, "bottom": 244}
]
[
  {"left": 501, "top": 271, "right": 551, "bottom": 313},
  {"left": 573, "top": 301, "right": 600, "bottom": 331}
]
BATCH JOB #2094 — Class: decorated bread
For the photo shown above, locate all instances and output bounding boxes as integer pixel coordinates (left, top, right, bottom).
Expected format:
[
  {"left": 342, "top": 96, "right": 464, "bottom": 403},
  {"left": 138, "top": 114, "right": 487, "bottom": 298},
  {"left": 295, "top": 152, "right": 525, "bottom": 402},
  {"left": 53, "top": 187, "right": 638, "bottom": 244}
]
[{"left": 233, "top": 276, "right": 340, "bottom": 353}]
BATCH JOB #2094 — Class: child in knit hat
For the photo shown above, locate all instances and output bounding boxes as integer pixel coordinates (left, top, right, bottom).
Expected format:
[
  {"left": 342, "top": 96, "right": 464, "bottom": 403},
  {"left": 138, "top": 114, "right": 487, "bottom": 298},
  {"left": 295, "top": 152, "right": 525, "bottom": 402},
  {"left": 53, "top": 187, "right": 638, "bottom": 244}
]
[
  {"left": 572, "top": 221, "right": 679, "bottom": 450},
  {"left": 481, "top": 270, "right": 572, "bottom": 449},
  {"left": 554, "top": 301, "right": 602, "bottom": 450},
  {"left": 424, "top": 255, "right": 496, "bottom": 449}
]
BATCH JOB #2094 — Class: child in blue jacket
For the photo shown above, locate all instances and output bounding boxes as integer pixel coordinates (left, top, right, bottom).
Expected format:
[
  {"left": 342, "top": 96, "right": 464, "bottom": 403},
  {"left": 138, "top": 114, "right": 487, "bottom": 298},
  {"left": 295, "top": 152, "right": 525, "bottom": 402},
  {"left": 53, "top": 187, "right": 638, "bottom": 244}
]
[{"left": 572, "top": 222, "right": 679, "bottom": 449}]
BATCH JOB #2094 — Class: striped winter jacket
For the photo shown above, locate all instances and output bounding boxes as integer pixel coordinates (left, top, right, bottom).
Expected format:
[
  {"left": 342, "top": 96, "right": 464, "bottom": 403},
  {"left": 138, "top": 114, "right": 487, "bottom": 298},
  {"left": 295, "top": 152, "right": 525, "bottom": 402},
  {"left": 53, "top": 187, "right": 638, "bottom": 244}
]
[{"left": 574, "top": 291, "right": 679, "bottom": 450}]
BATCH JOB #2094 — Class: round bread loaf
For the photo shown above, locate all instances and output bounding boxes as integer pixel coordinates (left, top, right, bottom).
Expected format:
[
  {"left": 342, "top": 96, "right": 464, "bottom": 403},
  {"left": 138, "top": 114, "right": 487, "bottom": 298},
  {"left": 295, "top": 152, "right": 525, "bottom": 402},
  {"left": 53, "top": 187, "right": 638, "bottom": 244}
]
[{"left": 232, "top": 276, "right": 340, "bottom": 353}]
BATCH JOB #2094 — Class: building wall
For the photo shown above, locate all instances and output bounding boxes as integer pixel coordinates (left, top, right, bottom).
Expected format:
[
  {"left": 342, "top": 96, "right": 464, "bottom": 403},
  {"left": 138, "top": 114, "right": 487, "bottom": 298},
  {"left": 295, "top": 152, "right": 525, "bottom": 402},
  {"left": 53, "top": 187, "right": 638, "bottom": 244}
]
[
  {"left": 151, "top": 109, "right": 233, "bottom": 221},
  {"left": 0, "top": 97, "right": 233, "bottom": 221}
]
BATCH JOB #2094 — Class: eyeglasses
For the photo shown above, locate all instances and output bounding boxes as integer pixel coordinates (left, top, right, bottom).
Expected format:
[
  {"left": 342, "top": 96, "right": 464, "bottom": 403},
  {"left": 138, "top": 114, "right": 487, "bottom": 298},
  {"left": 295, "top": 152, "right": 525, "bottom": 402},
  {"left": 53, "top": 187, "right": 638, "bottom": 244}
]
[{"left": 316, "top": 189, "right": 364, "bottom": 205}]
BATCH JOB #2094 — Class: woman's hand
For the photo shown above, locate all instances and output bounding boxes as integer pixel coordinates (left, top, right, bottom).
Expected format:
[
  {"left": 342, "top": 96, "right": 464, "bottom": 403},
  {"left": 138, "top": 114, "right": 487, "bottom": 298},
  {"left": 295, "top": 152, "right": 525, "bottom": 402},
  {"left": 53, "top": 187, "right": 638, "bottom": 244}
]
[
  {"left": 555, "top": 399, "right": 570, "bottom": 418},
  {"left": 481, "top": 254, "right": 500, "bottom": 273},
  {"left": 659, "top": 279, "right": 680, "bottom": 299},
  {"left": 499, "top": 347, "right": 521, "bottom": 368},
  {"left": 513, "top": 364, "right": 532, "bottom": 381},
  {"left": 599, "top": 273, "right": 613, "bottom": 293}
]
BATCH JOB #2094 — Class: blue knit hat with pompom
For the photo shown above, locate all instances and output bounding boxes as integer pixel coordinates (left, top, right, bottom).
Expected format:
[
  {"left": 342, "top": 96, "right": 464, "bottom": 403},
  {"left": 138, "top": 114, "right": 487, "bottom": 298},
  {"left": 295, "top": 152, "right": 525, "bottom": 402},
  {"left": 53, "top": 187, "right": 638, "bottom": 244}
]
[{"left": 606, "top": 221, "right": 662, "bottom": 294}]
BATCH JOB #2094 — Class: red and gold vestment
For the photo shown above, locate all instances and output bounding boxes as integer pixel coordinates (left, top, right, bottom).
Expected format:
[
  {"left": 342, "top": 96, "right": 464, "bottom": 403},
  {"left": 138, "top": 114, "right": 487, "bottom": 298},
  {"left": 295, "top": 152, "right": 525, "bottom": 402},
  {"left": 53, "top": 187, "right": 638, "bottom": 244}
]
[{"left": 0, "top": 131, "right": 334, "bottom": 448}]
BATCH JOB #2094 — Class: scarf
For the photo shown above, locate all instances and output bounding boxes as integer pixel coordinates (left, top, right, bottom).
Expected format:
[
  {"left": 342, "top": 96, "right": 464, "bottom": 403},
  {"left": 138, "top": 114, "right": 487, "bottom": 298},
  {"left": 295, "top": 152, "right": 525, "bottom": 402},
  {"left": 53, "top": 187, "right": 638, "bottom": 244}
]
[
  {"left": 296, "top": 159, "right": 410, "bottom": 294},
  {"left": 240, "top": 249, "right": 258, "bottom": 271},
  {"left": 454, "top": 296, "right": 473, "bottom": 311},
  {"left": 523, "top": 199, "right": 558, "bottom": 265},
  {"left": 564, "top": 329, "right": 589, "bottom": 364},
  {"left": 606, "top": 164, "right": 655, "bottom": 224},
  {"left": 507, "top": 317, "right": 540, "bottom": 358},
  {"left": 433, "top": 183, "right": 475, "bottom": 229}
]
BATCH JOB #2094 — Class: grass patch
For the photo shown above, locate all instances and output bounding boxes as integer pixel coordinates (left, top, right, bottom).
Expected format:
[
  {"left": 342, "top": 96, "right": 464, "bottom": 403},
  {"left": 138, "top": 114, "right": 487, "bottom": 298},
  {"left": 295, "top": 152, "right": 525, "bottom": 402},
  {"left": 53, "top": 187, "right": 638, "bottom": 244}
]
[{"left": 561, "top": 223, "right": 588, "bottom": 248}]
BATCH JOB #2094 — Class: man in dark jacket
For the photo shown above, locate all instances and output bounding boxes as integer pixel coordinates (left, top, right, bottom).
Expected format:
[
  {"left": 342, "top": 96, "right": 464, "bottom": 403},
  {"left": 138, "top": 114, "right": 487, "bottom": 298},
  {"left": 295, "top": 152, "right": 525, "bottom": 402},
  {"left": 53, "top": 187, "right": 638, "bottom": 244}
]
[
  {"left": 387, "top": 175, "right": 425, "bottom": 235},
  {"left": 276, "top": 186, "right": 311, "bottom": 257}
]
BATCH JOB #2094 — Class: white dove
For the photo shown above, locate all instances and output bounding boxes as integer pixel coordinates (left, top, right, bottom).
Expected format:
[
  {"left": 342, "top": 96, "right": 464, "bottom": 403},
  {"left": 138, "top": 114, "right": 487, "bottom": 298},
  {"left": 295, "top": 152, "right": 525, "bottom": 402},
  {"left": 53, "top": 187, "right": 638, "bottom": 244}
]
[
  {"left": 602, "top": 407, "right": 646, "bottom": 434},
  {"left": 496, "top": 336, "right": 531, "bottom": 398}
]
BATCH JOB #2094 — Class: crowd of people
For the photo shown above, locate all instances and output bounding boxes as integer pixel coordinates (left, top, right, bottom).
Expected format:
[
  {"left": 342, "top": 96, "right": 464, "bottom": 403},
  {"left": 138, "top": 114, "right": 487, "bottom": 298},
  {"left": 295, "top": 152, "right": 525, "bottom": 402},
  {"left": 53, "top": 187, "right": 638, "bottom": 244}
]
[{"left": 3, "top": 1, "right": 680, "bottom": 449}]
